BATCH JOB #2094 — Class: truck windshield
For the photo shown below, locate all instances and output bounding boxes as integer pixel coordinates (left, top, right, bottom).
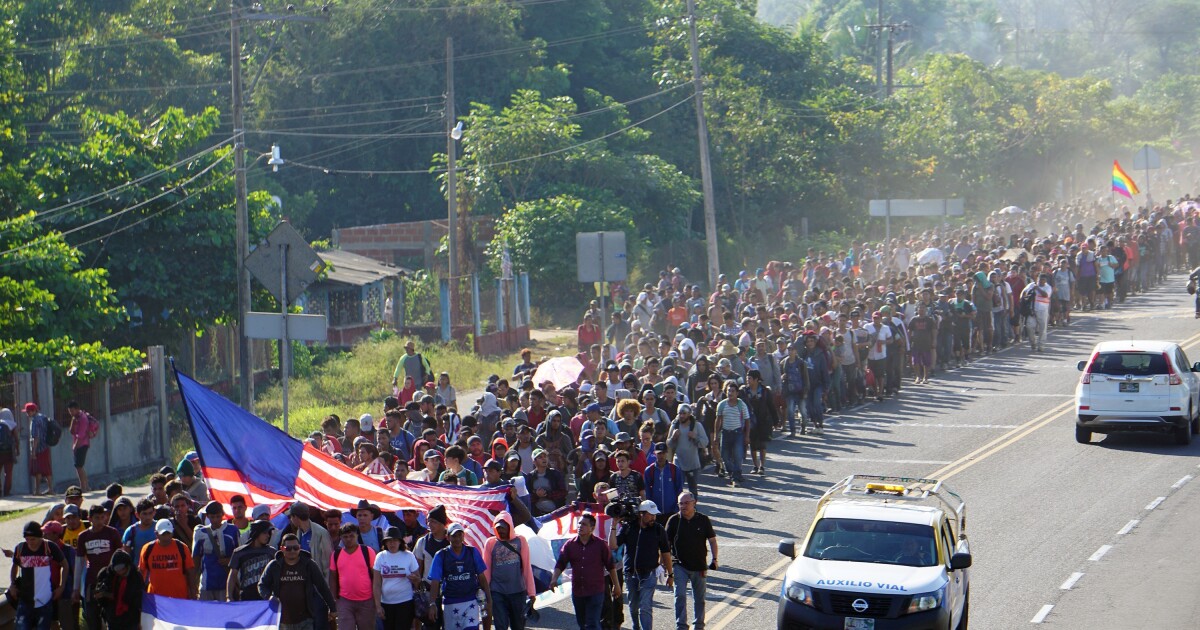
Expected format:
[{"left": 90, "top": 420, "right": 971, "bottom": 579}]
[{"left": 804, "top": 519, "right": 938, "bottom": 567}]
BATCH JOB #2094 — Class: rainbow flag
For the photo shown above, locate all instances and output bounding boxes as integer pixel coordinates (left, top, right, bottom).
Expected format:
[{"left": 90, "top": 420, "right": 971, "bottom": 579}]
[{"left": 1112, "top": 160, "right": 1140, "bottom": 198}]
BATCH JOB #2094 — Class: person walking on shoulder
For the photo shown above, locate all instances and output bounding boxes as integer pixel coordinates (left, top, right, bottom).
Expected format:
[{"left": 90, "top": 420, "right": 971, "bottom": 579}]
[{"left": 665, "top": 492, "right": 718, "bottom": 630}]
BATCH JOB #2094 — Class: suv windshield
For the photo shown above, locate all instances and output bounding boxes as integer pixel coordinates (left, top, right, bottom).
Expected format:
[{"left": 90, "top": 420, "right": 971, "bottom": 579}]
[
  {"left": 1091, "top": 352, "right": 1169, "bottom": 376},
  {"left": 804, "top": 519, "right": 938, "bottom": 567}
]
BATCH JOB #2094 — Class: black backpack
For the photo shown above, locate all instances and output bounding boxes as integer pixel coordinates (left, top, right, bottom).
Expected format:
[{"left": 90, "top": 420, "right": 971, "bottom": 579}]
[
  {"left": 0, "top": 423, "right": 14, "bottom": 455},
  {"left": 42, "top": 415, "right": 62, "bottom": 447},
  {"left": 1019, "top": 287, "right": 1036, "bottom": 318}
]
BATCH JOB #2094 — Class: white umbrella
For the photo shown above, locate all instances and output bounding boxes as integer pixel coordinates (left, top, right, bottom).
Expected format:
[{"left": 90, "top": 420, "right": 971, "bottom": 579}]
[{"left": 998, "top": 206, "right": 1025, "bottom": 215}]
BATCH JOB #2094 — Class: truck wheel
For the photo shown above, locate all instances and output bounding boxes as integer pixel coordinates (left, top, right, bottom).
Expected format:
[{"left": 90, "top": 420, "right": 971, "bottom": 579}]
[{"left": 1075, "top": 425, "right": 1092, "bottom": 444}]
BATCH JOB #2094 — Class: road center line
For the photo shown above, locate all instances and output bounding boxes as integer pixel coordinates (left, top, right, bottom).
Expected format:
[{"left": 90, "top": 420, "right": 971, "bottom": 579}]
[
  {"left": 1031, "top": 604, "right": 1054, "bottom": 623},
  {"left": 1171, "top": 475, "right": 1193, "bottom": 489},
  {"left": 1116, "top": 520, "right": 1139, "bottom": 536},
  {"left": 1088, "top": 545, "right": 1112, "bottom": 561},
  {"left": 1145, "top": 497, "right": 1166, "bottom": 510},
  {"left": 1060, "top": 572, "right": 1085, "bottom": 590}
]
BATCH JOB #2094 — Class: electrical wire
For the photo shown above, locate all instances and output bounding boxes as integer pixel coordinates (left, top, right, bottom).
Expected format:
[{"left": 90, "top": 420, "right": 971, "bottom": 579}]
[
  {"left": 29, "top": 139, "right": 233, "bottom": 224},
  {"left": 285, "top": 91, "right": 695, "bottom": 175},
  {"left": 0, "top": 152, "right": 233, "bottom": 258}
]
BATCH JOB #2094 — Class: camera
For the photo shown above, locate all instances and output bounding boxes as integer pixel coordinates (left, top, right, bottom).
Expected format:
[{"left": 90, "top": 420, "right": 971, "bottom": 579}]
[{"left": 603, "top": 492, "right": 642, "bottom": 523}]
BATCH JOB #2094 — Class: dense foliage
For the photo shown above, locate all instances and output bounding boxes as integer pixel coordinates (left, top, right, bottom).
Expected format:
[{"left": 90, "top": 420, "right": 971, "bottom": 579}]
[{"left": 0, "top": 0, "right": 1196, "bottom": 375}]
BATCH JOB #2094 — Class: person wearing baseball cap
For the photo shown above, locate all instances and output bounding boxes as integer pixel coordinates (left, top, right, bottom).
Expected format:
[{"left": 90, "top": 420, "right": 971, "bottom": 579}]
[
  {"left": 615, "top": 500, "right": 673, "bottom": 630},
  {"left": 75, "top": 502, "right": 122, "bottom": 625},
  {"left": 23, "top": 402, "right": 53, "bottom": 496},
  {"left": 366, "top": 526, "right": 419, "bottom": 629},
  {"left": 193, "top": 501, "right": 239, "bottom": 600},
  {"left": 428, "top": 522, "right": 490, "bottom": 628},
  {"left": 140, "top": 519, "right": 195, "bottom": 599},
  {"left": 12, "top": 520, "right": 66, "bottom": 625},
  {"left": 227, "top": 520, "right": 277, "bottom": 602}
]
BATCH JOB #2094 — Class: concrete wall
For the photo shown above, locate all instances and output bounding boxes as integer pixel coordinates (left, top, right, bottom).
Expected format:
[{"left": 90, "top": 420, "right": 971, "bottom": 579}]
[
  {"left": 9, "top": 346, "right": 169, "bottom": 494},
  {"left": 332, "top": 217, "right": 495, "bottom": 269}
]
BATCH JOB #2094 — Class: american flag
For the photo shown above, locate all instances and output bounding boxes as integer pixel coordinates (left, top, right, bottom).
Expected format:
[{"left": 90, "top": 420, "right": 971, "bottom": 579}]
[{"left": 174, "top": 368, "right": 507, "bottom": 549}]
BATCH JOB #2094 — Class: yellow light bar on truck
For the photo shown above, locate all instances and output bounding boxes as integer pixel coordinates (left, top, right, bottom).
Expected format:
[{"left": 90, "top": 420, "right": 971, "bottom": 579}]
[{"left": 865, "top": 483, "right": 907, "bottom": 494}]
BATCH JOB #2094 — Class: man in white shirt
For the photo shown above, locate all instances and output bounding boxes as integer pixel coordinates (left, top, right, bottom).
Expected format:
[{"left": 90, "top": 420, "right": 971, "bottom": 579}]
[
  {"left": 1024, "top": 273, "right": 1053, "bottom": 353},
  {"left": 862, "top": 311, "right": 893, "bottom": 400}
]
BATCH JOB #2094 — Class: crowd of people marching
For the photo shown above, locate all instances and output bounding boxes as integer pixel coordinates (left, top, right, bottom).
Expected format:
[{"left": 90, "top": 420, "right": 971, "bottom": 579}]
[{"left": 10, "top": 187, "right": 1200, "bottom": 630}]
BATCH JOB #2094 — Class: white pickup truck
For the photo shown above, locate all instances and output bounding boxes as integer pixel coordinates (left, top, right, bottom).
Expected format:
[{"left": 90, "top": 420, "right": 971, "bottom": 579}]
[{"left": 776, "top": 475, "right": 972, "bottom": 630}]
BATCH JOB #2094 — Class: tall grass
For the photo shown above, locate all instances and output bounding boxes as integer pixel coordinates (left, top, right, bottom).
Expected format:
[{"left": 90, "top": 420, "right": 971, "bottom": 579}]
[{"left": 252, "top": 333, "right": 571, "bottom": 438}]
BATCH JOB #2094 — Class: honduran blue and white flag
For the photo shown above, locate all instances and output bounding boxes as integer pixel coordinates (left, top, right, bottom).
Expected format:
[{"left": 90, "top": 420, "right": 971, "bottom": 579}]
[{"left": 141, "top": 595, "right": 279, "bottom": 630}]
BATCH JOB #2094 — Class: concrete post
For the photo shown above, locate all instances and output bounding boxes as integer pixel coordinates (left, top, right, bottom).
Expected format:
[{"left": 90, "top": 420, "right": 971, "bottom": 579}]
[
  {"left": 148, "top": 346, "right": 168, "bottom": 463},
  {"left": 471, "top": 274, "right": 482, "bottom": 337},
  {"left": 495, "top": 279, "right": 506, "bottom": 332},
  {"left": 101, "top": 377, "right": 112, "bottom": 476},
  {"left": 13, "top": 372, "right": 33, "bottom": 494},
  {"left": 439, "top": 279, "right": 452, "bottom": 342},
  {"left": 520, "top": 272, "right": 531, "bottom": 327}
]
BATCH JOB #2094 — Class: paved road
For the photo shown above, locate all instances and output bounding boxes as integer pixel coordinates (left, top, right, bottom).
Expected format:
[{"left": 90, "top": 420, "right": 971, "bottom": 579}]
[
  {"left": 532, "top": 276, "right": 1200, "bottom": 629},
  {"left": 5, "top": 286, "right": 1197, "bottom": 629}
]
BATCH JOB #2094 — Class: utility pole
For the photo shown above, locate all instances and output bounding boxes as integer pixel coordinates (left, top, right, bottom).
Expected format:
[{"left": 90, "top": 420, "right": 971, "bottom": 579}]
[
  {"left": 686, "top": 0, "right": 720, "bottom": 292},
  {"left": 230, "top": 1, "right": 326, "bottom": 411},
  {"left": 231, "top": 0, "right": 252, "bottom": 410},
  {"left": 445, "top": 37, "right": 458, "bottom": 326},
  {"left": 865, "top": 19, "right": 910, "bottom": 98},
  {"left": 875, "top": 0, "right": 883, "bottom": 96}
]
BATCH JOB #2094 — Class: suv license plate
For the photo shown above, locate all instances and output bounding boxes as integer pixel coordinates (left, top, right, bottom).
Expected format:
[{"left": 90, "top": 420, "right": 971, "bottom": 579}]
[
  {"left": 1119, "top": 382, "right": 1139, "bottom": 393},
  {"left": 845, "top": 619, "right": 875, "bottom": 630}
]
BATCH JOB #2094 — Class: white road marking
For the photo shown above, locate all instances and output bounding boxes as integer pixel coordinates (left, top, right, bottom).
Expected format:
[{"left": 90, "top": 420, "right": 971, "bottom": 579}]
[
  {"left": 963, "top": 393, "right": 1073, "bottom": 397},
  {"left": 849, "top": 422, "right": 1022, "bottom": 429},
  {"left": 1116, "top": 520, "right": 1139, "bottom": 536},
  {"left": 768, "top": 453, "right": 953, "bottom": 465},
  {"left": 1171, "top": 475, "right": 1193, "bottom": 489},
  {"left": 1031, "top": 604, "right": 1054, "bottom": 623},
  {"left": 1060, "top": 572, "right": 1085, "bottom": 590},
  {"left": 1088, "top": 545, "right": 1113, "bottom": 562},
  {"left": 721, "top": 541, "right": 785, "bottom": 549},
  {"left": 1145, "top": 497, "right": 1166, "bottom": 510}
]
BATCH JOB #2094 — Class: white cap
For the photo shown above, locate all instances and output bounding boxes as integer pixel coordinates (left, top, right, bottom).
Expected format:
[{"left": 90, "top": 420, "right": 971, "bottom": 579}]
[
  {"left": 637, "top": 500, "right": 661, "bottom": 515},
  {"left": 155, "top": 519, "right": 174, "bottom": 535},
  {"left": 447, "top": 523, "right": 466, "bottom": 536}
]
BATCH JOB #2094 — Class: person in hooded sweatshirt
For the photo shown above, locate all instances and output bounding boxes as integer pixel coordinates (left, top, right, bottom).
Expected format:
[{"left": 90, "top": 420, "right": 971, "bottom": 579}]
[
  {"left": 481, "top": 513, "right": 536, "bottom": 630},
  {"left": 260, "top": 532, "right": 337, "bottom": 630},
  {"left": 92, "top": 549, "right": 144, "bottom": 630}
]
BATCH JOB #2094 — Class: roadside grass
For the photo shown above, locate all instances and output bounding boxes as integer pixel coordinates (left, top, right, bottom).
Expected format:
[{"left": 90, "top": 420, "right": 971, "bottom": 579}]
[
  {"left": 253, "top": 332, "right": 574, "bottom": 438},
  {"left": 0, "top": 507, "right": 41, "bottom": 523}
]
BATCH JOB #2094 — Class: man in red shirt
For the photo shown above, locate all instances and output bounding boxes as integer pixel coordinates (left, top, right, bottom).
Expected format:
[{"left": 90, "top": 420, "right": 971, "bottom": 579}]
[
  {"left": 577, "top": 314, "right": 601, "bottom": 352},
  {"left": 551, "top": 513, "right": 621, "bottom": 630}
]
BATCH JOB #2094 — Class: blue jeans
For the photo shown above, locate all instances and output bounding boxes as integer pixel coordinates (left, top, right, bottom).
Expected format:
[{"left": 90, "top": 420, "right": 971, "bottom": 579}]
[
  {"left": 720, "top": 430, "right": 744, "bottom": 482},
  {"left": 785, "top": 393, "right": 805, "bottom": 432},
  {"left": 673, "top": 565, "right": 707, "bottom": 630},
  {"left": 626, "top": 571, "right": 657, "bottom": 630},
  {"left": 806, "top": 385, "right": 825, "bottom": 425},
  {"left": 16, "top": 601, "right": 54, "bottom": 630},
  {"left": 572, "top": 593, "right": 604, "bottom": 630},
  {"left": 491, "top": 590, "right": 527, "bottom": 630}
]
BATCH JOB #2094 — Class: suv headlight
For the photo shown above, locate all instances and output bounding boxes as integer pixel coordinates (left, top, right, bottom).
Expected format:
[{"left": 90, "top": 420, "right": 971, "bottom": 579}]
[
  {"left": 905, "top": 586, "right": 945, "bottom": 614},
  {"left": 783, "top": 580, "right": 814, "bottom": 607}
]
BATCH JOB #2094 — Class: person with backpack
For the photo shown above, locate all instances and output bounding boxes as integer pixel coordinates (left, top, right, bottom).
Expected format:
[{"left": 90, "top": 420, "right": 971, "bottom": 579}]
[
  {"left": 392, "top": 341, "right": 432, "bottom": 393},
  {"left": 139, "top": 519, "right": 196, "bottom": 599},
  {"left": 91, "top": 549, "right": 143, "bottom": 630},
  {"left": 23, "top": 403, "right": 54, "bottom": 496},
  {"left": 66, "top": 401, "right": 99, "bottom": 494},
  {"left": 1022, "top": 273, "right": 1053, "bottom": 353},
  {"left": 0, "top": 408, "right": 19, "bottom": 497},
  {"left": 481, "top": 513, "right": 534, "bottom": 630},
  {"left": 226, "top": 520, "right": 276, "bottom": 601},
  {"left": 644, "top": 444, "right": 683, "bottom": 521},
  {"left": 260, "top": 533, "right": 338, "bottom": 630},
  {"left": 10, "top": 521, "right": 67, "bottom": 630},
  {"left": 191, "top": 501, "right": 239, "bottom": 601},
  {"left": 428, "top": 523, "right": 490, "bottom": 630},
  {"left": 329, "top": 523, "right": 378, "bottom": 630},
  {"left": 74, "top": 503, "right": 121, "bottom": 630}
]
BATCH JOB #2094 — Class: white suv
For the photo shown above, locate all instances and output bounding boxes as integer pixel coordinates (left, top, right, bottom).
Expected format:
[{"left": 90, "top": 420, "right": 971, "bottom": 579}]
[{"left": 1075, "top": 340, "right": 1200, "bottom": 445}]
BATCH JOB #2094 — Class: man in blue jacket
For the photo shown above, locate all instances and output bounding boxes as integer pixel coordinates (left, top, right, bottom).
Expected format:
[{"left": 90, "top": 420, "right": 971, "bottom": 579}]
[{"left": 644, "top": 444, "right": 682, "bottom": 524}]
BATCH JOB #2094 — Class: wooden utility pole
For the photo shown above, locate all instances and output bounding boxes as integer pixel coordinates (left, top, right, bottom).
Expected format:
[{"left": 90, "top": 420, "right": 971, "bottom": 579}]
[
  {"left": 686, "top": 0, "right": 720, "bottom": 291},
  {"left": 446, "top": 36, "right": 459, "bottom": 328},
  {"left": 231, "top": 0, "right": 253, "bottom": 410}
]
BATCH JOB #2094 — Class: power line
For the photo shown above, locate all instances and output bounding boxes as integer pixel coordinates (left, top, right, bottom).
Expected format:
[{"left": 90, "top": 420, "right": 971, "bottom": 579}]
[
  {"left": 28, "top": 139, "right": 233, "bottom": 224},
  {"left": 0, "top": 152, "right": 232, "bottom": 258},
  {"left": 285, "top": 91, "right": 695, "bottom": 175}
]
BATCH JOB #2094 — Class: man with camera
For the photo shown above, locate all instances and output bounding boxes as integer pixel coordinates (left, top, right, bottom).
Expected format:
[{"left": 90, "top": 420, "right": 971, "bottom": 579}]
[
  {"left": 616, "top": 500, "right": 672, "bottom": 630},
  {"left": 664, "top": 492, "right": 717, "bottom": 630}
]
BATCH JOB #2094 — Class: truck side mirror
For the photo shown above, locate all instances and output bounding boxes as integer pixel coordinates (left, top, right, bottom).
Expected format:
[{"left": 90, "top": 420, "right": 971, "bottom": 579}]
[
  {"left": 1076, "top": 360, "right": 1087, "bottom": 372},
  {"left": 950, "top": 552, "right": 972, "bottom": 570},
  {"left": 778, "top": 539, "right": 796, "bottom": 559}
]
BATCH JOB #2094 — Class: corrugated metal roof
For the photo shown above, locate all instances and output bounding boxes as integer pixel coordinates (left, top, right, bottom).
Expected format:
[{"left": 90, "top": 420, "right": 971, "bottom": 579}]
[{"left": 313, "top": 249, "right": 410, "bottom": 287}]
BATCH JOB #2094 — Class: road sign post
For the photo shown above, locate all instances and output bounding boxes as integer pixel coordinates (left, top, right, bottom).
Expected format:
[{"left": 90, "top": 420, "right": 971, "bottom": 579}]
[
  {"left": 869, "top": 199, "right": 965, "bottom": 243},
  {"left": 1133, "top": 145, "right": 1161, "bottom": 205},
  {"left": 577, "top": 232, "right": 628, "bottom": 345},
  {"left": 244, "top": 222, "right": 326, "bottom": 433}
]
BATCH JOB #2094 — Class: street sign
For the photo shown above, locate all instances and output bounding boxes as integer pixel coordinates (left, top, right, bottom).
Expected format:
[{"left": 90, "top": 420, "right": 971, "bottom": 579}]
[
  {"left": 1133, "top": 145, "right": 1161, "bottom": 170},
  {"left": 245, "top": 312, "right": 328, "bottom": 342},
  {"left": 576, "top": 232, "right": 627, "bottom": 282},
  {"left": 244, "top": 222, "right": 325, "bottom": 305},
  {"left": 868, "top": 199, "right": 964, "bottom": 217}
]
